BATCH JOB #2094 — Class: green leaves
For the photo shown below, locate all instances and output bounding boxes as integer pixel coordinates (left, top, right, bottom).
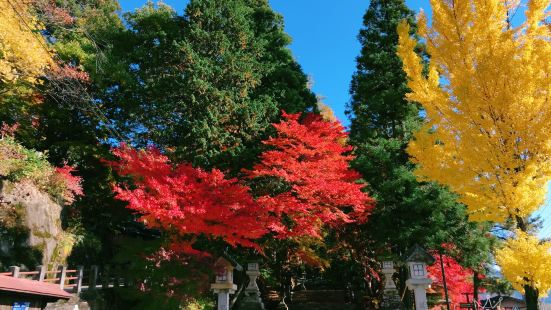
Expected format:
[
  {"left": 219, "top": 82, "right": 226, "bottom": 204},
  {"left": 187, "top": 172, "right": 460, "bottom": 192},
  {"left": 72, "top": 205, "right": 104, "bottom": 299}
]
[{"left": 94, "top": 0, "right": 315, "bottom": 171}]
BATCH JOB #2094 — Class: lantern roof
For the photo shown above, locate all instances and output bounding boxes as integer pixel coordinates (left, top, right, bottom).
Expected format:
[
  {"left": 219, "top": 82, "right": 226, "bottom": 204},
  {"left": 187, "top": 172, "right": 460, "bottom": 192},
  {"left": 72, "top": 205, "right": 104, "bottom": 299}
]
[
  {"left": 214, "top": 253, "right": 243, "bottom": 272},
  {"left": 214, "top": 257, "right": 234, "bottom": 270},
  {"left": 405, "top": 244, "right": 435, "bottom": 264}
]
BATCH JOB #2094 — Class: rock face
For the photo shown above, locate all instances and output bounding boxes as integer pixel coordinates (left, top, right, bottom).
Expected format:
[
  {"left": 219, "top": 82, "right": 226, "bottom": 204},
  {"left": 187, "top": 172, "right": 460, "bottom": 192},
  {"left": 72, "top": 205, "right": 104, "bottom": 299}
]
[
  {"left": 0, "top": 180, "right": 69, "bottom": 266},
  {"left": 45, "top": 296, "right": 91, "bottom": 310}
]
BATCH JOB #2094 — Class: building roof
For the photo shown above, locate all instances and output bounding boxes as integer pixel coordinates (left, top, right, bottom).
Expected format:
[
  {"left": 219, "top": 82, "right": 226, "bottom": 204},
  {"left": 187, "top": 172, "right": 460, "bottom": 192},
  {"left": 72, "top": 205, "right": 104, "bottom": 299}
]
[{"left": 0, "top": 275, "right": 72, "bottom": 299}]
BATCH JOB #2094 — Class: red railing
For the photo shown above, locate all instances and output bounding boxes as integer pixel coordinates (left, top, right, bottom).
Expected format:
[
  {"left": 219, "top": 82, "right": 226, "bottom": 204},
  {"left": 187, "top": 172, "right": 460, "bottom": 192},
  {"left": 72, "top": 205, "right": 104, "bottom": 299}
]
[{"left": 1, "top": 264, "right": 129, "bottom": 293}]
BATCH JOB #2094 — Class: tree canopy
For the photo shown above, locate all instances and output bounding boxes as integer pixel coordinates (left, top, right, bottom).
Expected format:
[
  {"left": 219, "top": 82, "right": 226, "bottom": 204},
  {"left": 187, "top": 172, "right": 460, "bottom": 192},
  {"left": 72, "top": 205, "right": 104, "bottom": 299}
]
[
  {"left": 110, "top": 112, "right": 373, "bottom": 253},
  {"left": 96, "top": 0, "right": 316, "bottom": 169}
]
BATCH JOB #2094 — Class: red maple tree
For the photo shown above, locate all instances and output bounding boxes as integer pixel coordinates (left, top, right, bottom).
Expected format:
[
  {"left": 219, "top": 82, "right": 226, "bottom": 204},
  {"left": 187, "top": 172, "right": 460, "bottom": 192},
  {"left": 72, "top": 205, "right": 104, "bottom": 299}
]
[
  {"left": 248, "top": 112, "right": 374, "bottom": 238},
  {"left": 427, "top": 252, "right": 475, "bottom": 308},
  {"left": 109, "top": 112, "right": 373, "bottom": 252},
  {"left": 109, "top": 145, "right": 269, "bottom": 251},
  {"left": 54, "top": 165, "right": 84, "bottom": 204}
]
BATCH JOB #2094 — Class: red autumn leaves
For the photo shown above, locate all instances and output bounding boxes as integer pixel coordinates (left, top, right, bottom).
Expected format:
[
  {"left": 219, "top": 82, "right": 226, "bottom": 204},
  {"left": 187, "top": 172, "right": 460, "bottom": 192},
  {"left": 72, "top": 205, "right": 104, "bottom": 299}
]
[
  {"left": 109, "top": 147, "right": 267, "bottom": 250},
  {"left": 109, "top": 112, "right": 374, "bottom": 251},
  {"left": 250, "top": 112, "right": 372, "bottom": 236},
  {"left": 427, "top": 251, "right": 478, "bottom": 308}
]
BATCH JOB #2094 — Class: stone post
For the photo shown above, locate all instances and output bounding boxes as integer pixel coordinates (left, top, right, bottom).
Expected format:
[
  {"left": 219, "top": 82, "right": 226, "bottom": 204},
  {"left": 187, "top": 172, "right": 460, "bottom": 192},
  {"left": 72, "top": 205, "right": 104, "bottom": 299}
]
[
  {"left": 239, "top": 262, "right": 265, "bottom": 310},
  {"left": 218, "top": 293, "right": 230, "bottom": 310},
  {"left": 381, "top": 261, "right": 402, "bottom": 309},
  {"left": 36, "top": 265, "right": 46, "bottom": 281},
  {"left": 9, "top": 266, "right": 20, "bottom": 278},
  {"left": 406, "top": 277, "right": 432, "bottom": 310},
  {"left": 382, "top": 261, "right": 396, "bottom": 291},
  {"left": 58, "top": 265, "right": 67, "bottom": 290},
  {"left": 75, "top": 266, "right": 84, "bottom": 293}
]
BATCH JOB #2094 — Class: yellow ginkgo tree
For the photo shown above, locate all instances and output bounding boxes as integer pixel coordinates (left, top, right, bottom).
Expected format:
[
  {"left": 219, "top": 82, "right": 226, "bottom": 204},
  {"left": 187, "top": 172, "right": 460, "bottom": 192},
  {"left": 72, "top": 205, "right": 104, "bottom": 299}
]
[
  {"left": 396, "top": 0, "right": 551, "bottom": 308},
  {"left": 496, "top": 231, "right": 551, "bottom": 304},
  {"left": 0, "top": 0, "right": 52, "bottom": 86}
]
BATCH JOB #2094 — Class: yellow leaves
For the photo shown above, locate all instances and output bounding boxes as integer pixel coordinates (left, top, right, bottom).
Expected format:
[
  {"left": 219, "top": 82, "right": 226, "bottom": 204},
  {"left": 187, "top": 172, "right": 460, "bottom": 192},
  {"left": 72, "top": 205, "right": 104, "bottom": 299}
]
[
  {"left": 397, "top": 1, "right": 551, "bottom": 295},
  {"left": 525, "top": 0, "right": 549, "bottom": 33},
  {"left": 0, "top": 0, "right": 53, "bottom": 85},
  {"left": 317, "top": 100, "right": 337, "bottom": 122},
  {"left": 397, "top": 21, "right": 423, "bottom": 89},
  {"left": 495, "top": 230, "right": 551, "bottom": 296},
  {"left": 397, "top": 0, "right": 551, "bottom": 223}
]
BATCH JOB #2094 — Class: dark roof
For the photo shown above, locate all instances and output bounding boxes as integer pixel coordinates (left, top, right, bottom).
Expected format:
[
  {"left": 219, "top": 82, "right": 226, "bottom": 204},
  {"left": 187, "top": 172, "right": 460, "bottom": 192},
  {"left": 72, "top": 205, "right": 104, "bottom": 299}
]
[
  {"left": 0, "top": 275, "right": 72, "bottom": 299},
  {"left": 221, "top": 252, "right": 243, "bottom": 271},
  {"left": 405, "top": 244, "right": 435, "bottom": 264}
]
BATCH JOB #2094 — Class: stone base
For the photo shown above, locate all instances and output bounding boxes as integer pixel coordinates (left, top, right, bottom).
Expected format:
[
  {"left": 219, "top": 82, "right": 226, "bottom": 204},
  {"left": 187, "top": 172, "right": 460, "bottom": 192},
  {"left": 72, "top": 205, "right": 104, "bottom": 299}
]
[
  {"left": 276, "top": 300, "right": 289, "bottom": 310},
  {"left": 381, "top": 291, "right": 404, "bottom": 310},
  {"left": 239, "top": 301, "right": 265, "bottom": 310}
]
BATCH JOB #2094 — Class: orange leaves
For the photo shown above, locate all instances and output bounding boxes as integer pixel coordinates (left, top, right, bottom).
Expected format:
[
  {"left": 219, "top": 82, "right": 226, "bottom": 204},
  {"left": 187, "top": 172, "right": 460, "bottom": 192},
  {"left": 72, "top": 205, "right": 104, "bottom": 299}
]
[{"left": 54, "top": 165, "right": 83, "bottom": 204}]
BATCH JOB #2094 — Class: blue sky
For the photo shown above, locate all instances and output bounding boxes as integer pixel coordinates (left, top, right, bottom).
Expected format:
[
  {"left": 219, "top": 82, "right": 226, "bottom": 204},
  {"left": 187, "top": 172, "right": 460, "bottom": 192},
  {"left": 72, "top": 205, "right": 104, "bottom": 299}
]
[{"left": 118, "top": 1, "right": 551, "bottom": 238}]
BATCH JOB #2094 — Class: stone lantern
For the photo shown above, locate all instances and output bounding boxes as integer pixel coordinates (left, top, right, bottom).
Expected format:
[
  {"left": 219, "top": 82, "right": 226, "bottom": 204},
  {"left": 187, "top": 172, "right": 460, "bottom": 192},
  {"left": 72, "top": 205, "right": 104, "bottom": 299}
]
[
  {"left": 381, "top": 260, "right": 402, "bottom": 309},
  {"left": 211, "top": 257, "right": 238, "bottom": 310},
  {"left": 405, "top": 245, "right": 435, "bottom": 310},
  {"left": 240, "top": 262, "right": 265, "bottom": 310}
]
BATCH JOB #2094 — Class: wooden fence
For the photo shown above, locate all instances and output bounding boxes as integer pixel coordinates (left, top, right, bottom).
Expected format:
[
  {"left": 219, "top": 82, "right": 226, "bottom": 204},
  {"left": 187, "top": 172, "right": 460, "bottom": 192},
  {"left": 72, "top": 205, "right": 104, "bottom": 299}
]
[{"left": 0, "top": 265, "right": 129, "bottom": 294}]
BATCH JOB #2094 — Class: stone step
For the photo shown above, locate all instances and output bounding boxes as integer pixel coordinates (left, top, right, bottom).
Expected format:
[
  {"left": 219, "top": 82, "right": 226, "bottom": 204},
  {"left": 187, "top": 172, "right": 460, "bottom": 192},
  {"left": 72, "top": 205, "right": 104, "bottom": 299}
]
[
  {"left": 290, "top": 290, "right": 347, "bottom": 304},
  {"left": 288, "top": 303, "right": 356, "bottom": 310}
]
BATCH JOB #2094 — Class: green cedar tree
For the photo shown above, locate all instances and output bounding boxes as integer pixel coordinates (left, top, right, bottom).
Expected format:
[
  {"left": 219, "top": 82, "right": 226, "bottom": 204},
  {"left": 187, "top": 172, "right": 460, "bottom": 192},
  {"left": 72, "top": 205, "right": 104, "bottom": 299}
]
[{"left": 347, "top": 0, "right": 494, "bottom": 304}]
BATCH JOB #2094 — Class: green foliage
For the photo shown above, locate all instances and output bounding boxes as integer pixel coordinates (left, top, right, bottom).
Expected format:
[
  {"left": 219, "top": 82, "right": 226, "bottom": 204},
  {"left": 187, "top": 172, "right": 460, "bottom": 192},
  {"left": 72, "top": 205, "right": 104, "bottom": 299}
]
[
  {"left": 0, "top": 137, "right": 51, "bottom": 181},
  {"left": 109, "top": 236, "right": 214, "bottom": 309},
  {"left": 349, "top": 0, "right": 420, "bottom": 143},
  {"left": 95, "top": 0, "right": 316, "bottom": 170},
  {"left": 482, "top": 275, "right": 514, "bottom": 296},
  {"left": 0, "top": 137, "right": 70, "bottom": 202},
  {"left": 36, "top": 0, "right": 123, "bottom": 70},
  {"left": 0, "top": 0, "right": 316, "bottom": 304}
]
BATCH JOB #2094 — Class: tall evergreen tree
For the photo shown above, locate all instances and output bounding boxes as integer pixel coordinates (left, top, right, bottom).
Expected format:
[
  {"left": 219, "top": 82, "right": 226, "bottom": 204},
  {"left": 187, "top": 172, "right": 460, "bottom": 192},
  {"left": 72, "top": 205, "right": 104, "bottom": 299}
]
[
  {"left": 347, "top": 0, "right": 493, "bottom": 304},
  {"left": 349, "top": 0, "right": 418, "bottom": 142},
  {"left": 97, "top": 0, "right": 316, "bottom": 170}
]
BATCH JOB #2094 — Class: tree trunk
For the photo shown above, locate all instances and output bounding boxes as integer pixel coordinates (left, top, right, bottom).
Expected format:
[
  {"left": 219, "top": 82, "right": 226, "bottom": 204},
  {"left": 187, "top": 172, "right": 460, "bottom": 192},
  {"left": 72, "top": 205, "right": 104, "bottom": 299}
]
[
  {"left": 524, "top": 284, "right": 539, "bottom": 310},
  {"left": 515, "top": 217, "right": 539, "bottom": 310},
  {"left": 439, "top": 252, "right": 451, "bottom": 310},
  {"left": 473, "top": 271, "right": 479, "bottom": 305}
]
